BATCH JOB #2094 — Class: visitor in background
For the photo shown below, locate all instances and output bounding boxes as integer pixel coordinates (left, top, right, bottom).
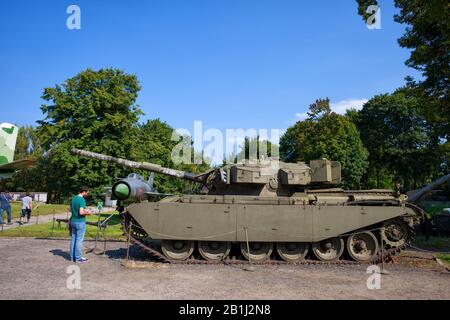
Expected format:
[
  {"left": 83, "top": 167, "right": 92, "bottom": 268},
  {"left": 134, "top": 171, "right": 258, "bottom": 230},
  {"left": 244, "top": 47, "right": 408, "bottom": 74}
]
[
  {"left": 0, "top": 191, "right": 13, "bottom": 225},
  {"left": 20, "top": 192, "right": 33, "bottom": 224}
]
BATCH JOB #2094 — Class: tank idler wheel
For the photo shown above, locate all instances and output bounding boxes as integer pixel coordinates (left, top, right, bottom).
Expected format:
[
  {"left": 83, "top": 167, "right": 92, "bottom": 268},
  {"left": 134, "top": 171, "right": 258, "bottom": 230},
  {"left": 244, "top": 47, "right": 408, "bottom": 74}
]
[
  {"left": 240, "top": 242, "right": 273, "bottom": 262},
  {"left": 346, "top": 231, "right": 379, "bottom": 262},
  {"left": 161, "top": 240, "right": 195, "bottom": 261},
  {"left": 276, "top": 242, "right": 309, "bottom": 262},
  {"left": 311, "top": 237, "right": 344, "bottom": 262},
  {"left": 198, "top": 241, "right": 231, "bottom": 261}
]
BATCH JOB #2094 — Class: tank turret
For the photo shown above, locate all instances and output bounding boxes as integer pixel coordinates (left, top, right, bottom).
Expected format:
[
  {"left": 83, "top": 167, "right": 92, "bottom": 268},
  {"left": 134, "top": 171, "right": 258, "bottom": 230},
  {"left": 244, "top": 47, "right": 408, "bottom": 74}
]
[{"left": 70, "top": 148, "right": 342, "bottom": 197}]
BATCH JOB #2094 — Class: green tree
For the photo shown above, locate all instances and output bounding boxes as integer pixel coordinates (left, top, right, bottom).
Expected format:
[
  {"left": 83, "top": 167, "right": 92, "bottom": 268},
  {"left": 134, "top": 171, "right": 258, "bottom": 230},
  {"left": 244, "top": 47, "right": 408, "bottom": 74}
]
[
  {"left": 307, "top": 98, "right": 332, "bottom": 122},
  {"left": 357, "top": 0, "right": 450, "bottom": 141},
  {"left": 232, "top": 136, "right": 278, "bottom": 163},
  {"left": 14, "top": 126, "right": 31, "bottom": 161},
  {"left": 13, "top": 126, "right": 42, "bottom": 161},
  {"left": 36, "top": 68, "right": 143, "bottom": 202},
  {"left": 354, "top": 88, "right": 438, "bottom": 190},
  {"left": 280, "top": 99, "right": 369, "bottom": 189},
  {"left": 129, "top": 119, "right": 209, "bottom": 195},
  {"left": 5, "top": 82, "right": 210, "bottom": 200}
]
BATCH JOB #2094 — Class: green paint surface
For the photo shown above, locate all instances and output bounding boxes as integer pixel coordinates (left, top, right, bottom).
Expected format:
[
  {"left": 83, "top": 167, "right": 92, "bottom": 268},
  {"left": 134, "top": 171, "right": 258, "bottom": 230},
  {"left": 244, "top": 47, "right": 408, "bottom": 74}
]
[
  {"left": 2, "top": 127, "right": 14, "bottom": 135},
  {"left": 0, "top": 124, "right": 18, "bottom": 164},
  {"left": 0, "top": 156, "right": 9, "bottom": 165}
]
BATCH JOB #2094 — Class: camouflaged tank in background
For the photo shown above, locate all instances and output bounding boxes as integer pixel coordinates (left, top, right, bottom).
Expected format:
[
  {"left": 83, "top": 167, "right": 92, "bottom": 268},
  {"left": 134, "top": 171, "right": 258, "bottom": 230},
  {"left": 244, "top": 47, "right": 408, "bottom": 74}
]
[{"left": 71, "top": 148, "right": 425, "bottom": 263}]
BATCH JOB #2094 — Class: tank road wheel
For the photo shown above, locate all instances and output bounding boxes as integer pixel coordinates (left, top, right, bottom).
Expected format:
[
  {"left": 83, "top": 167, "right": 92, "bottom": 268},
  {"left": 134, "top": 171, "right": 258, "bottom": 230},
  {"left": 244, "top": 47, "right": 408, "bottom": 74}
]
[
  {"left": 198, "top": 241, "right": 231, "bottom": 261},
  {"left": 276, "top": 242, "right": 309, "bottom": 262},
  {"left": 381, "top": 219, "right": 410, "bottom": 248},
  {"left": 161, "top": 240, "right": 195, "bottom": 261},
  {"left": 346, "top": 231, "right": 379, "bottom": 263},
  {"left": 311, "top": 237, "right": 344, "bottom": 262},
  {"left": 240, "top": 242, "right": 273, "bottom": 262}
]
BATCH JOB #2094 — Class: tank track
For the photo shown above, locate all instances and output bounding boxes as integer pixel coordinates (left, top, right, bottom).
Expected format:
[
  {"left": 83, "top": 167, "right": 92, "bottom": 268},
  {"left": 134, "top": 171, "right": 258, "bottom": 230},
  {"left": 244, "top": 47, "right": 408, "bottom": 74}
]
[{"left": 121, "top": 213, "right": 412, "bottom": 266}]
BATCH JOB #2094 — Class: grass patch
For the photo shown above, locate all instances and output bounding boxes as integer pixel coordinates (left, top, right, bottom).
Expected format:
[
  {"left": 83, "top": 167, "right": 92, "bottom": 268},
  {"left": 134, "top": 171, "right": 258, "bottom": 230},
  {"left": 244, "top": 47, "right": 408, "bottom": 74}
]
[
  {"left": 426, "top": 207, "right": 447, "bottom": 217},
  {"left": 413, "top": 235, "right": 450, "bottom": 250},
  {"left": 1, "top": 202, "right": 70, "bottom": 220},
  {"left": 436, "top": 253, "right": 450, "bottom": 265},
  {"left": 420, "top": 201, "right": 450, "bottom": 217},
  {"left": 0, "top": 213, "right": 125, "bottom": 240}
]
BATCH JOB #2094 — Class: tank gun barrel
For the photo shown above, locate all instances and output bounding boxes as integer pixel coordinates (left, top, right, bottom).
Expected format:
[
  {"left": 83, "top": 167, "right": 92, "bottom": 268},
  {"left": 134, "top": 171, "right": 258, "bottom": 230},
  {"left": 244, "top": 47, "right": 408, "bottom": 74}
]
[{"left": 70, "top": 148, "right": 203, "bottom": 183}]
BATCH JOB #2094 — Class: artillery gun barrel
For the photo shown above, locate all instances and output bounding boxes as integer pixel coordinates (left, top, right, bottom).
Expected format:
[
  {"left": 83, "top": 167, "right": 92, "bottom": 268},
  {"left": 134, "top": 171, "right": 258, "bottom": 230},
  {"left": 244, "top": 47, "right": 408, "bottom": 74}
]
[
  {"left": 70, "top": 148, "right": 202, "bottom": 183},
  {"left": 407, "top": 173, "right": 450, "bottom": 204}
]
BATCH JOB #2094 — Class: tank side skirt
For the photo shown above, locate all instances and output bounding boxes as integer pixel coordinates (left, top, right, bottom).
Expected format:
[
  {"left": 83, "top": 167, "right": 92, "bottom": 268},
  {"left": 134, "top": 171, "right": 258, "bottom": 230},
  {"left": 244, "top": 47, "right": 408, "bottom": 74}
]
[{"left": 127, "top": 202, "right": 413, "bottom": 243}]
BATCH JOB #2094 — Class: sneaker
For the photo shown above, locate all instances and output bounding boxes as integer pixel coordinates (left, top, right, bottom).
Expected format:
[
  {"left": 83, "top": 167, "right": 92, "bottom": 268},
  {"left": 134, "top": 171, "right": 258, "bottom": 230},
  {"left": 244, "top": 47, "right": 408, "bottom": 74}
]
[{"left": 76, "top": 257, "right": 89, "bottom": 263}]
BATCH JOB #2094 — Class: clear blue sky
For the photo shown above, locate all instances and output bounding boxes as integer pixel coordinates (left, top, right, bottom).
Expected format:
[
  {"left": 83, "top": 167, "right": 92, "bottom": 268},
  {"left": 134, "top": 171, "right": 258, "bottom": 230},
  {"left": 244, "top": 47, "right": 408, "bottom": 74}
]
[{"left": 0, "top": 0, "right": 418, "bottom": 135}]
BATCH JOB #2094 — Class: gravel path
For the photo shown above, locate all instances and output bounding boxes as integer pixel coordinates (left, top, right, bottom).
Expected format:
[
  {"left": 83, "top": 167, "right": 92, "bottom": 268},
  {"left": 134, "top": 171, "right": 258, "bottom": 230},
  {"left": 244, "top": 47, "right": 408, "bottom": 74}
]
[{"left": 0, "top": 238, "right": 449, "bottom": 300}]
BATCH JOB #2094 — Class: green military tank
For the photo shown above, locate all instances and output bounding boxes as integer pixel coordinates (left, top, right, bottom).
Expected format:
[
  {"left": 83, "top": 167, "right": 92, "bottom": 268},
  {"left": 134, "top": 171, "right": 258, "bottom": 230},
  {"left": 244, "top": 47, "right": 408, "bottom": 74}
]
[{"left": 71, "top": 148, "right": 424, "bottom": 264}]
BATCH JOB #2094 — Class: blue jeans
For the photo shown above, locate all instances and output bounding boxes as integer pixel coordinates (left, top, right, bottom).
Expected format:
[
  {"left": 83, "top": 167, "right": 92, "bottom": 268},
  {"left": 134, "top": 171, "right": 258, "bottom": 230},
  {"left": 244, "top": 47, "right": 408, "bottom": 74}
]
[
  {"left": 1, "top": 206, "right": 11, "bottom": 224},
  {"left": 70, "top": 221, "right": 86, "bottom": 261}
]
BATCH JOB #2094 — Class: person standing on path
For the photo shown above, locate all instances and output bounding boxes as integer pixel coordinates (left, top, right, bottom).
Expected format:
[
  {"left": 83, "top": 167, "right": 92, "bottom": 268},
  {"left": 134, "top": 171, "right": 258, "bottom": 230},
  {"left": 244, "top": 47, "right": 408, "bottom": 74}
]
[
  {"left": 69, "top": 186, "right": 93, "bottom": 263},
  {"left": 0, "top": 191, "right": 13, "bottom": 225},
  {"left": 20, "top": 192, "right": 33, "bottom": 224}
]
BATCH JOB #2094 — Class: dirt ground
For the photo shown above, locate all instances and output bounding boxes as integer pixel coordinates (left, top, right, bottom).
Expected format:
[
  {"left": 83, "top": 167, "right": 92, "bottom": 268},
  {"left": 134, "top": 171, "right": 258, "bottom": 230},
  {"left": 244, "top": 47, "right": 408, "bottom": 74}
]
[{"left": 0, "top": 237, "right": 449, "bottom": 300}]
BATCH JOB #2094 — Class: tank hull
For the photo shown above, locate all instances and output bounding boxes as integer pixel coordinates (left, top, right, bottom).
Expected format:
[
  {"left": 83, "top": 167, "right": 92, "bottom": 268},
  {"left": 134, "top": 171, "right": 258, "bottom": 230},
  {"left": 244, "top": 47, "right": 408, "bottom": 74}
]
[{"left": 126, "top": 195, "right": 418, "bottom": 243}]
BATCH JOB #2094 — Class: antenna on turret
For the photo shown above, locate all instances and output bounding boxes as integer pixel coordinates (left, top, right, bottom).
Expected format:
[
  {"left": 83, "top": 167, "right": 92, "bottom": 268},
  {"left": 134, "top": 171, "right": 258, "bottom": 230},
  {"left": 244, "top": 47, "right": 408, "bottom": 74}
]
[
  {"left": 148, "top": 173, "right": 155, "bottom": 193},
  {"left": 283, "top": 150, "right": 297, "bottom": 162}
]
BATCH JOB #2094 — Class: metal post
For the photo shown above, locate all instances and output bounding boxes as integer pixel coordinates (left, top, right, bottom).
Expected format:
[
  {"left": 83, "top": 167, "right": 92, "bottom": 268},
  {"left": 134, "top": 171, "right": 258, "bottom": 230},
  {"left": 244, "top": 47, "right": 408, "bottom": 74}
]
[
  {"left": 51, "top": 210, "right": 56, "bottom": 238},
  {"left": 35, "top": 208, "right": 40, "bottom": 225},
  {"left": 380, "top": 227, "right": 390, "bottom": 275},
  {"left": 243, "top": 226, "right": 255, "bottom": 272},
  {"left": 94, "top": 210, "right": 101, "bottom": 252},
  {"left": 102, "top": 225, "right": 107, "bottom": 256},
  {"left": 126, "top": 221, "right": 132, "bottom": 261}
]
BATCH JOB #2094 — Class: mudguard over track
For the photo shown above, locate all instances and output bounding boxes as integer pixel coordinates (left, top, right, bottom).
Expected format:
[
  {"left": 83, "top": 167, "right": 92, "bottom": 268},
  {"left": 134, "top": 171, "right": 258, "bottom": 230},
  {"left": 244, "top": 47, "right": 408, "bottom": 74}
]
[{"left": 126, "top": 196, "right": 418, "bottom": 243}]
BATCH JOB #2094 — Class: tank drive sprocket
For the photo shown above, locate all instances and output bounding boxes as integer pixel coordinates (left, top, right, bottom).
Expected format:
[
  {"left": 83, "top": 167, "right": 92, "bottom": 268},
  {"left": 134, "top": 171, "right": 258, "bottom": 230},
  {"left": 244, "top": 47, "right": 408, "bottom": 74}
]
[{"left": 380, "top": 219, "right": 411, "bottom": 248}]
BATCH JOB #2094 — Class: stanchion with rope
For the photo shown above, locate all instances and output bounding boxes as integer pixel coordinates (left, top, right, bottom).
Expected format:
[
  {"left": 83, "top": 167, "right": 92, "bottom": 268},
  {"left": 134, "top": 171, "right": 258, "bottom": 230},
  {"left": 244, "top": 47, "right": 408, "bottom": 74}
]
[
  {"left": 379, "top": 227, "right": 390, "bottom": 275},
  {"left": 50, "top": 210, "right": 56, "bottom": 238},
  {"left": 102, "top": 222, "right": 107, "bottom": 256},
  {"left": 35, "top": 205, "right": 41, "bottom": 225},
  {"left": 91, "top": 207, "right": 103, "bottom": 254},
  {"left": 243, "top": 226, "right": 255, "bottom": 272},
  {"left": 126, "top": 221, "right": 133, "bottom": 262}
]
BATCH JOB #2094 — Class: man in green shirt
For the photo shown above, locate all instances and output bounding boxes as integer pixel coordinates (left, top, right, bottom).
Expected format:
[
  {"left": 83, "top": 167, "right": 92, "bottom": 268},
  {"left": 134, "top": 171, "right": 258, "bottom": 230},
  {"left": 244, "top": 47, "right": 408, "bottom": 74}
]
[{"left": 70, "top": 186, "right": 93, "bottom": 263}]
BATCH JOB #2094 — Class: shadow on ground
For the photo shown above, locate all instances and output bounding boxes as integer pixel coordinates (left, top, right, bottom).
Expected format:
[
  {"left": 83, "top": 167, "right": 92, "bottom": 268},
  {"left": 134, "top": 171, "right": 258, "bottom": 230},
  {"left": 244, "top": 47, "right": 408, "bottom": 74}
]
[{"left": 49, "top": 249, "right": 72, "bottom": 261}]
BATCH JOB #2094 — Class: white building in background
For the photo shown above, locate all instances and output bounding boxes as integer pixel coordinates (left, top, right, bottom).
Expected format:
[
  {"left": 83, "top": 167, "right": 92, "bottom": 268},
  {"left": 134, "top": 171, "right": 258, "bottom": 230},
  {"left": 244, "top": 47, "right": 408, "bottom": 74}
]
[
  {"left": 11, "top": 192, "right": 48, "bottom": 203},
  {"left": 104, "top": 189, "right": 117, "bottom": 207}
]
